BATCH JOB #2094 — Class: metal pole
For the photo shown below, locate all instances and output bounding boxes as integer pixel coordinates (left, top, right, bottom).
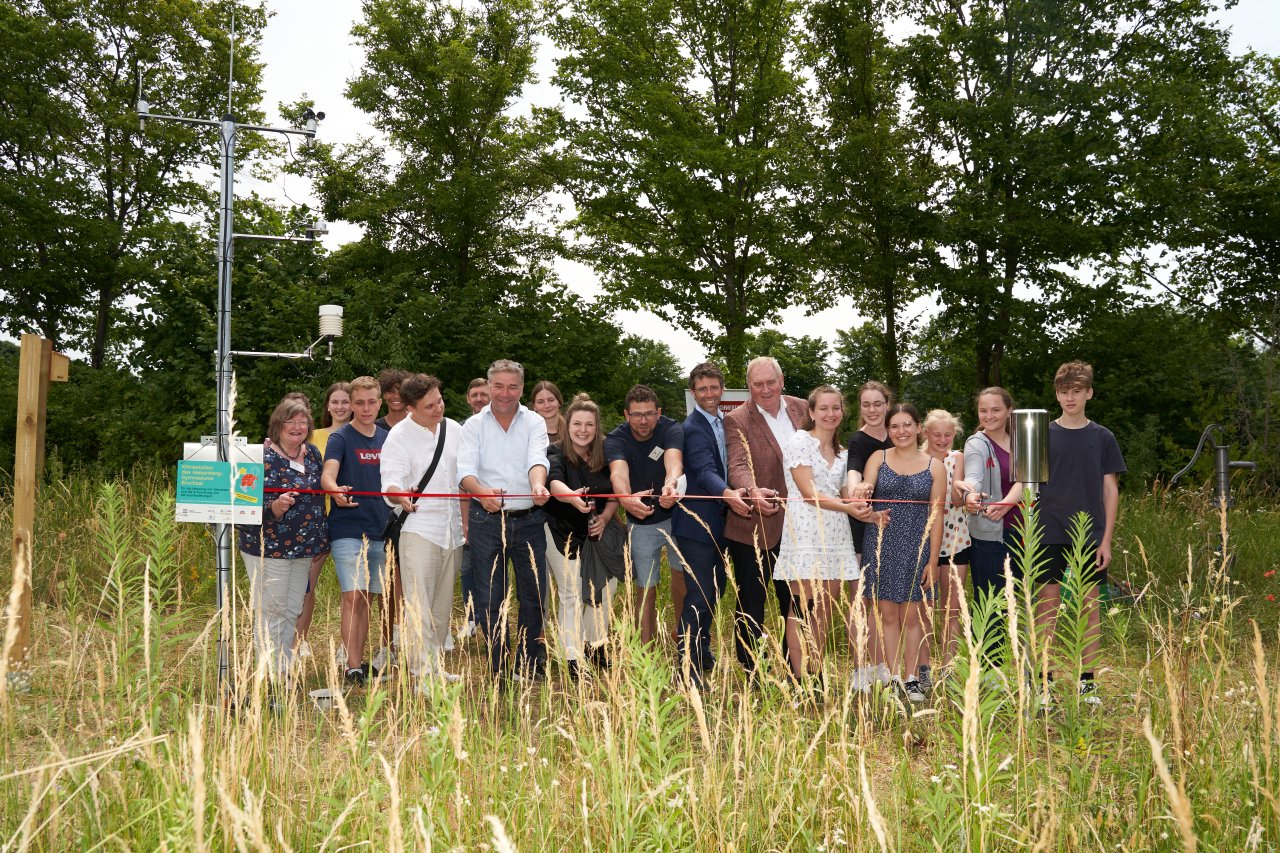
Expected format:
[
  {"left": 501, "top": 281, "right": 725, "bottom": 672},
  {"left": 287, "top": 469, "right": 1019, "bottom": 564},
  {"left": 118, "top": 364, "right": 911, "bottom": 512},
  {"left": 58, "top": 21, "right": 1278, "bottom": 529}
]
[{"left": 214, "top": 115, "right": 236, "bottom": 698}]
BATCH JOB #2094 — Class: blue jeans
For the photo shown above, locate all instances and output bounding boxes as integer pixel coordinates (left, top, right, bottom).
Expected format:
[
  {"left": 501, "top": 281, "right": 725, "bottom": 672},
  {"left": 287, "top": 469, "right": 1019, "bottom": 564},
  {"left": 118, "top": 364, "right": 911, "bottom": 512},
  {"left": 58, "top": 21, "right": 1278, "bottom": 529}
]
[
  {"left": 459, "top": 543, "right": 476, "bottom": 621},
  {"left": 468, "top": 505, "right": 548, "bottom": 676},
  {"left": 331, "top": 537, "right": 387, "bottom": 594},
  {"left": 672, "top": 535, "right": 726, "bottom": 675},
  {"left": 627, "top": 518, "right": 673, "bottom": 588},
  {"left": 969, "top": 533, "right": 1019, "bottom": 667}
]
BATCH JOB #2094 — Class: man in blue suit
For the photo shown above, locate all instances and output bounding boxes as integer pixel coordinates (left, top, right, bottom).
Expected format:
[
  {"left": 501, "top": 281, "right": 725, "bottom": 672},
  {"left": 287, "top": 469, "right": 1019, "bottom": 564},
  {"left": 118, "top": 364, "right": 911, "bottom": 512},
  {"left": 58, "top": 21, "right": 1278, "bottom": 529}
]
[{"left": 671, "top": 363, "right": 752, "bottom": 686}]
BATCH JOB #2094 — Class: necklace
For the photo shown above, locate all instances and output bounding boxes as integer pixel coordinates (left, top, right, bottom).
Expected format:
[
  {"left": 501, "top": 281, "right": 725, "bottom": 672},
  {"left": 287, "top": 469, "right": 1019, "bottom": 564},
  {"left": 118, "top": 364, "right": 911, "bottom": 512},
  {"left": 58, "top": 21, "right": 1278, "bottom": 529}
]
[{"left": 279, "top": 441, "right": 305, "bottom": 461}]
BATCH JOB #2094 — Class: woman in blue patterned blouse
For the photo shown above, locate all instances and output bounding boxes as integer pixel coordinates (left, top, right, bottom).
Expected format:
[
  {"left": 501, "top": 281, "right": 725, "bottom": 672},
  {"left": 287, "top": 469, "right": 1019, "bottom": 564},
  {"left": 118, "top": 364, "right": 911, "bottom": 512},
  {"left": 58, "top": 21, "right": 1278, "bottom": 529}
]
[{"left": 238, "top": 396, "right": 329, "bottom": 681}]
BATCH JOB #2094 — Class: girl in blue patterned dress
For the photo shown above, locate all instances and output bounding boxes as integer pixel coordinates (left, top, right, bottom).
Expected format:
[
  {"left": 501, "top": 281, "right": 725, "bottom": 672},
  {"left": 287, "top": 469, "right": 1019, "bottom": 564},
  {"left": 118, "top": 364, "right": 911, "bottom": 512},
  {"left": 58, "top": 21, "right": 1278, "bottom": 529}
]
[{"left": 859, "top": 404, "right": 945, "bottom": 701}]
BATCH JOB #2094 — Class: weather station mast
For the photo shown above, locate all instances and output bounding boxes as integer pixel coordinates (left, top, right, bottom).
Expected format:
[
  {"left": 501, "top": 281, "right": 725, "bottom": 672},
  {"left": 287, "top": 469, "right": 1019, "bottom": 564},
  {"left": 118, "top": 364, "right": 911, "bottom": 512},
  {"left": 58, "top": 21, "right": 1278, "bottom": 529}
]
[{"left": 137, "top": 12, "right": 340, "bottom": 702}]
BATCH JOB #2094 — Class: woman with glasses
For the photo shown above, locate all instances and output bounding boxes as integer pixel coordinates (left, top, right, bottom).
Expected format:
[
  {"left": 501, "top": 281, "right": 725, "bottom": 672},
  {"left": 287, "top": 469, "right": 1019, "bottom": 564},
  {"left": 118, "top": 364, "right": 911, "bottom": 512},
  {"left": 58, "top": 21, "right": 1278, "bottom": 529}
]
[
  {"left": 843, "top": 381, "right": 894, "bottom": 687},
  {"left": 238, "top": 396, "right": 328, "bottom": 684}
]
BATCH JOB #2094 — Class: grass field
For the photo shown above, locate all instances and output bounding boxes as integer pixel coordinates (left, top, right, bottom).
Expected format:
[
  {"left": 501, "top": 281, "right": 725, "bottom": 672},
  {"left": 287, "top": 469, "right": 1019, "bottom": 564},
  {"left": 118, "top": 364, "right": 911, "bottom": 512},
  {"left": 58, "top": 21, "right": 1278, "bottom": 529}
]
[{"left": 1, "top": 474, "right": 1278, "bottom": 850}]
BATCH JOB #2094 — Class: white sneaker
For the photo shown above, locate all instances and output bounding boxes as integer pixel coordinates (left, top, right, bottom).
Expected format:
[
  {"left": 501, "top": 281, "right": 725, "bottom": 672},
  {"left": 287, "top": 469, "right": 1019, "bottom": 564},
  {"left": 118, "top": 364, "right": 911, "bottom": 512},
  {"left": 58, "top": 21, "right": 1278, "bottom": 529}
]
[
  {"left": 904, "top": 678, "right": 927, "bottom": 704},
  {"left": 459, "top": 620, "right": 477, "bottom": 640},
  {"left": 296, "top": 640, "right": 313, "bottom": 659},
  {"left": 444, "top": 633, "right": 456, "bottom": 652}
]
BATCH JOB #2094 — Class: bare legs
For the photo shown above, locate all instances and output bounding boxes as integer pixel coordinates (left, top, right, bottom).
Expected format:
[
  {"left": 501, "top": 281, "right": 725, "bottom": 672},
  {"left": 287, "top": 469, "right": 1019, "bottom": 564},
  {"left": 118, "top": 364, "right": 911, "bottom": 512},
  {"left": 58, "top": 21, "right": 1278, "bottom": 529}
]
[
  {"left": 785, "top": 580, "right": 841, "bottom": 681},
  {"left": 340, "top": 590, "right": 372, "bottom": 670}
]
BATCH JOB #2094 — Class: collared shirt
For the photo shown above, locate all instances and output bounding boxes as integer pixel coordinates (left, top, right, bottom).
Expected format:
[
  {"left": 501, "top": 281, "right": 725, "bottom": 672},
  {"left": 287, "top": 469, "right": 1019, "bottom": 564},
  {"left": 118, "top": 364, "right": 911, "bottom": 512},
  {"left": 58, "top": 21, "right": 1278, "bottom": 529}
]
[
  {"left": 456, "top": 404, "right": 549, "bottom": 511},
  {"left": 381, "top": 416, "right": 464, "bottom": 549},
  {"left": 756, "top": 402, "right": 796, "bottom": 450},
  {"left": 696, "top": 406, "right": 727, "bottom": 468}
]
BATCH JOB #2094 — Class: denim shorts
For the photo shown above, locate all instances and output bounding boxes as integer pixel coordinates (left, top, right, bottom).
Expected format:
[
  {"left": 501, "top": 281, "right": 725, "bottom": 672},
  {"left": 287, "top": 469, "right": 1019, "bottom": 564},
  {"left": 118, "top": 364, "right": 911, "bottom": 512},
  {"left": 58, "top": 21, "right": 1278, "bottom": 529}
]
[
  {"left": 628, "top": 519, "right": 673, "bottom": 588},
  {"left": 331, "top": 537, "right": 387, "bottom": 594}
]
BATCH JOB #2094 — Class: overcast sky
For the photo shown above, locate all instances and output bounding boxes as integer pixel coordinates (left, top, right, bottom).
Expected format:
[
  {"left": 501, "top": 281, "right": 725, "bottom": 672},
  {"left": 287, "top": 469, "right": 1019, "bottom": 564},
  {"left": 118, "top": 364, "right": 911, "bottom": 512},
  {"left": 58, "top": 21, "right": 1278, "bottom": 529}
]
[{"left": 243, "top": 0, "right": 1280, "bottom": 372}]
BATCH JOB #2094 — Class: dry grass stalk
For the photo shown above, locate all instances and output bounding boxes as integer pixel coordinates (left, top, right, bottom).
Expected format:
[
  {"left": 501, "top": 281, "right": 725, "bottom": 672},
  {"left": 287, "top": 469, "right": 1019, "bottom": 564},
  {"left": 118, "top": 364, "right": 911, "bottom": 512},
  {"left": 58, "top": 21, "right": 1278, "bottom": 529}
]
[{"left": 1143, "top": 714, "right": 1198, "bottom": 852}]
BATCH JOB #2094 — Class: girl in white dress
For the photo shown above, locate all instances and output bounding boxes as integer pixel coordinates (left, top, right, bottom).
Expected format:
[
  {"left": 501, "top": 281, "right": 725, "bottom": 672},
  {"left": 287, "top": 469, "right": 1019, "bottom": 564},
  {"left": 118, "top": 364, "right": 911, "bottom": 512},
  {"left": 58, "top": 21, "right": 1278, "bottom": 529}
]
[
  {"left": 923, "top": 409, "right": 973, "bottom": 676},
  {"left": 776, "top": 386, "right": 861, "bottom": 682}
]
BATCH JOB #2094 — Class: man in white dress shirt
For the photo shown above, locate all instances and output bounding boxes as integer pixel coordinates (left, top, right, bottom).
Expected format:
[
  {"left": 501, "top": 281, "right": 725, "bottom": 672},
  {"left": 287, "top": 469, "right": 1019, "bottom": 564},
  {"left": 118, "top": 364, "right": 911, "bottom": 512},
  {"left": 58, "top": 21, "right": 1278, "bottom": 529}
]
[{"left": 458, "top": 359, "right": 552, "bottom": 680}]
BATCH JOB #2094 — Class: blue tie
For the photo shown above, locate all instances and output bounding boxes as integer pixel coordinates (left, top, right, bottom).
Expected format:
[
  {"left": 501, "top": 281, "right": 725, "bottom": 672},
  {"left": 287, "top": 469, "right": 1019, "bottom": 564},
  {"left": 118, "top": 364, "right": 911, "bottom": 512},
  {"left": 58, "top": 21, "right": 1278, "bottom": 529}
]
[{"left": 712, "top": 416, "right": 726, "bottom": 470}]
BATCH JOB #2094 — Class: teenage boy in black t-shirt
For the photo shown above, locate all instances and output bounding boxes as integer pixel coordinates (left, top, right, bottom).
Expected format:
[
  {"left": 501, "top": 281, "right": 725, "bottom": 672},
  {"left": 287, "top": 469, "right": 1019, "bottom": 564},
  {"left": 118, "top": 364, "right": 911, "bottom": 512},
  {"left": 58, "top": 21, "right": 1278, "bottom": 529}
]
[{"left": 1035, "top": 360, "right": 1125, "bottom": 708}]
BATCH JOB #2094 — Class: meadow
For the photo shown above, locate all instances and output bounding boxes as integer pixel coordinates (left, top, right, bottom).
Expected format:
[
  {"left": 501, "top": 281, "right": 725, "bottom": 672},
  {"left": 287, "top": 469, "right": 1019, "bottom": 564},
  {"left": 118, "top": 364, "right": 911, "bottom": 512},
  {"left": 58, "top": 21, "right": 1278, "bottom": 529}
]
[{"left": 1, "top": 472, "right": 1278, "bottom": 851}]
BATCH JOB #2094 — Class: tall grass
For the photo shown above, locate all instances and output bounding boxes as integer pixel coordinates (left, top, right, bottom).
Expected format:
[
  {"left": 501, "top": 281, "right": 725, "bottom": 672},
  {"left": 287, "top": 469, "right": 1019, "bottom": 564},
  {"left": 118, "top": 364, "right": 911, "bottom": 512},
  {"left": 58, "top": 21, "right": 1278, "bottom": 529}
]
[{"left": 1, "top": 475, "right": 1278, "bottom": 849}]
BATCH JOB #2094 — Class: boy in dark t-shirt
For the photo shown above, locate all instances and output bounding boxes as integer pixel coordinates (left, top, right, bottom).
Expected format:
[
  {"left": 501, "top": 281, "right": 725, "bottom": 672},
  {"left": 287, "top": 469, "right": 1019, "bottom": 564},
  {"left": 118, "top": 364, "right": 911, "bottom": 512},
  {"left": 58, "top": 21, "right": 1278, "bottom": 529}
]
[
  {"left": 1035, "top": 360, "right": 1125, "bottom": 708},
  {"left": 322, "top": 375, "right": 392, "bottom": 685}
]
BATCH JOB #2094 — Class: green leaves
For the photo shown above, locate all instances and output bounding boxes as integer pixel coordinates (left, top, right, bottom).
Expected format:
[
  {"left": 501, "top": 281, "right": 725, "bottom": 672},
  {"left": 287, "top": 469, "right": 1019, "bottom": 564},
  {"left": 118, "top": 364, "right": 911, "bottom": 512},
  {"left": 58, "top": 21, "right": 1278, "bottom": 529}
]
[{"left": 551, "top": 0, "right": 814, "bottom": 375}]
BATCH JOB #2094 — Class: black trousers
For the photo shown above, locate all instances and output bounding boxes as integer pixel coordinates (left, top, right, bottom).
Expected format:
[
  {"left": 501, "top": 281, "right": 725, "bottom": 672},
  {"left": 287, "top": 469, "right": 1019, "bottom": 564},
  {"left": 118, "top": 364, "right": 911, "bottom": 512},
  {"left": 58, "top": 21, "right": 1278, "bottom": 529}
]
[{"left": 726, "top": 538, "right": 793, "bottom": 671}]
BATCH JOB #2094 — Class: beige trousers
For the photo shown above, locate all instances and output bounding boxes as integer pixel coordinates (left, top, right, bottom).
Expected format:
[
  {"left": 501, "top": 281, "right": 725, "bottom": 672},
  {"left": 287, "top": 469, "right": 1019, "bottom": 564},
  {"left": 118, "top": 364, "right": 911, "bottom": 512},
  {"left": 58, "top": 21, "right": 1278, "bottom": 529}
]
[{"left": 399, "top": 532, "right": 462, "bottom": 677}]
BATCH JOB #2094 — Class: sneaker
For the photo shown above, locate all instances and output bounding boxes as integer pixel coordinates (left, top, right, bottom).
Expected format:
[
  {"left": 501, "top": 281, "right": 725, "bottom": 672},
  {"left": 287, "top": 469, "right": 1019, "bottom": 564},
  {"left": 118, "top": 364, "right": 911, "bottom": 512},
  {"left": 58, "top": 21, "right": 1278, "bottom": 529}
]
[
  {"left": 917, "top": 665, "right": 933, "bottom": 698},
  {"left": 1038, "top": 686, "right": 1054, "bottom": 711},
  {"left": 444, "top": 633, "right": 456, "bottom": 652},
  {"left": 458, "top": 620, "right": 477, "bottom": 640},
  {"left": 566, "top": 659, "right": 583, "bottom": 683},
  {"left": 343, "top": 666, "right": 366, "bottom": 687},
  {"left": 904, "top": 678, "right": 927, "bottom": 704},
  {"left": 588, "top": 644, "right": 611, "bottom": 671},
  {"left": 296, "top": 639, "right": 313, "bottom": 659},
  {"left": 1079, "top": 679, "right": 1101, "bottom": 706}
]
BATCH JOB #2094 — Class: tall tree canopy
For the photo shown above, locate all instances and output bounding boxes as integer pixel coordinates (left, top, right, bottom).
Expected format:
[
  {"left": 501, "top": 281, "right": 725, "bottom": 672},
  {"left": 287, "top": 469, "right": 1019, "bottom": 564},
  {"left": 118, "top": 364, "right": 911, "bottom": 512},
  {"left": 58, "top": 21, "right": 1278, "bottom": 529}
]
[
  {"left": 0, "top": 0, "right": 267, "bottom": 367},
  {"left": 551, "top": 0, "right": 813, "bottom": 381}
]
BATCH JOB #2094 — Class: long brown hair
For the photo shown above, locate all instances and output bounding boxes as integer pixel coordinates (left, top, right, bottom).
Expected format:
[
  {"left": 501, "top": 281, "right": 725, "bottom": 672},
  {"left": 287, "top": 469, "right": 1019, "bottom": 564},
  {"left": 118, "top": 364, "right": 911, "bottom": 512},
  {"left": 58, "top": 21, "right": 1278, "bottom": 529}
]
[
  {"left": 531, "top": 380, "right": 568, "bottom": 438},
  {"left": 801, "top": 385, "right": 846, "bottom": 458},
  {"left": 975, "top": 386, "right": 1014, "bottom": 433},
  {"left": 319, "top": 382, "right": 352, "bottom": 428},
  {"left": 562, "top": 394, "right": 605, "bottom": 472}
]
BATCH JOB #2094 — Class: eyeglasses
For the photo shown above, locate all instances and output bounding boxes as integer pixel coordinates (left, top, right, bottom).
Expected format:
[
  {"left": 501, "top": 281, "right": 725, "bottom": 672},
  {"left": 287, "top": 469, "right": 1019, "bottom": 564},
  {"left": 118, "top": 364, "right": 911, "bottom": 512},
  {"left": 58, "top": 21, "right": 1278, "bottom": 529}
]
[
  {"left": 627, "top": 410, "right": 659, "bottom": 420},
  {"left": 284, "top": 419, "right": 311, "bottom": 428}
]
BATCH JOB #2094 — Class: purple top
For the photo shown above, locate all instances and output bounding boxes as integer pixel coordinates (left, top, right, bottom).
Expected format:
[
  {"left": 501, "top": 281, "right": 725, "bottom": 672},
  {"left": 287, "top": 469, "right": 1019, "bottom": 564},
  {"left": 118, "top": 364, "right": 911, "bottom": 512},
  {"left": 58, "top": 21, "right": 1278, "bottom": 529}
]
[{"left": 989, "top": 440, "right": 1023, "bottom": 531}]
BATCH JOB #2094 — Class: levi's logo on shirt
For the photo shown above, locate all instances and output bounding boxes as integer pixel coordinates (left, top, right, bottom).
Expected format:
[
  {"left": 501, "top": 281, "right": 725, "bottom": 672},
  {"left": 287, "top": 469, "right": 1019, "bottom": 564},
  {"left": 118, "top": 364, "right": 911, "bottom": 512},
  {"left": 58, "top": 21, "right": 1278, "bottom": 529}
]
[{"left": 356, "top": 448, "right": 381, "bottom": 464}]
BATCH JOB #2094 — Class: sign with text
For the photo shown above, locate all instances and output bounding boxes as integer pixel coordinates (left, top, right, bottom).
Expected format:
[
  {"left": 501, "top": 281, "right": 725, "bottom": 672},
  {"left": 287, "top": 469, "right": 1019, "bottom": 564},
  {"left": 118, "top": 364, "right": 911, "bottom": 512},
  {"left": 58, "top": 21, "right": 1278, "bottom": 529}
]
[{"left": 176, "top": 459, "right": 263, "bottom": 524}]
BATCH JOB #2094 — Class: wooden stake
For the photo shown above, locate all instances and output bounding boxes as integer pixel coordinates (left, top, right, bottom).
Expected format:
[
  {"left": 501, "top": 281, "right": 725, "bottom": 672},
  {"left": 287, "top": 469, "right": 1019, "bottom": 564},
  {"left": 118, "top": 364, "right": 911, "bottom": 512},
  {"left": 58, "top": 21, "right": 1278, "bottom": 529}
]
[{"left": 5, "top": 334, "right": 68, "bottom": 678}]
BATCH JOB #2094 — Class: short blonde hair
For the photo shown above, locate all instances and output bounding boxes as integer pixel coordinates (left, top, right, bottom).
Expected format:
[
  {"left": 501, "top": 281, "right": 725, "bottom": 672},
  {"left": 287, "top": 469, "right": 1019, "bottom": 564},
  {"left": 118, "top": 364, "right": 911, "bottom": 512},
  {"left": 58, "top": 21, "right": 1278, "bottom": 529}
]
[
  {"left": 349, "top": 375, "right": 380, "bottom": 395},
  {"left": 922, "top": 408, "right": 963, "bottom": 435}
]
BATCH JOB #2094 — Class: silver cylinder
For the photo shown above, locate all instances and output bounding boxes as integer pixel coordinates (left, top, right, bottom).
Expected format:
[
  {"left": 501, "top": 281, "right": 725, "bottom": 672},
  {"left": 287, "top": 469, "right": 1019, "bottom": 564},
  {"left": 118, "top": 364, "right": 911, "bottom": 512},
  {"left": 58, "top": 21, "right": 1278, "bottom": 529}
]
[{"left": 1010, "top": 409, "right": 1050, "bottom": 486}]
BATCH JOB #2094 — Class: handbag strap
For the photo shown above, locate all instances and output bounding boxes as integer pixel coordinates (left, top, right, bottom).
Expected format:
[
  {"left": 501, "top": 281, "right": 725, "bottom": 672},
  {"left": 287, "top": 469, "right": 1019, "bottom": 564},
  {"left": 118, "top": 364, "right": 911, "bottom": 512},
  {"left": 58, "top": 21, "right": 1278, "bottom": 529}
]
[{"left": 400, "top": 419, "right": 448, "bottom": 513}]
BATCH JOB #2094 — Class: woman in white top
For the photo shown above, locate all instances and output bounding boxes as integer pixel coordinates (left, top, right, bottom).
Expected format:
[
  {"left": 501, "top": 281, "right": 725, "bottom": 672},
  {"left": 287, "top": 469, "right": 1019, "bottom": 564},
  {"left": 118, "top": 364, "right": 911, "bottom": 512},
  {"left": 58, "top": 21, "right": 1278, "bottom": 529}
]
[
  {"left": 776, "top": 386, "right": 861, "bottom": 683},
  {"left": 922, "top": 409, "right": 973, "bottom": 674},
  {"left": 380, "top": 374, "right": 465, "bottom": 689}
]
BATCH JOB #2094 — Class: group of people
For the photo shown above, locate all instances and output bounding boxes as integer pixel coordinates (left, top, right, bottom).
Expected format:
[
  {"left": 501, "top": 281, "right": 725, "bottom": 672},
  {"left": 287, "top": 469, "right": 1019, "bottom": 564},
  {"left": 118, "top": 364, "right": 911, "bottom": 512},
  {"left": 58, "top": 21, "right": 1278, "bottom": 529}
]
[{"left": 237, "top": 356, "right": 1124, "bottom": 707}]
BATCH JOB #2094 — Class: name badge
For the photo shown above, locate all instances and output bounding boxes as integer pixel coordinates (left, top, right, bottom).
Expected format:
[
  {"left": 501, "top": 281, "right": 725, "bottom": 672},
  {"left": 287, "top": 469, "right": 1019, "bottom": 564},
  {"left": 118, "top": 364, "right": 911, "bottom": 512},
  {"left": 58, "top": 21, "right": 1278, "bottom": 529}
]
[
  {"left": 648, "top": 446, "right": 664, "bottom": 461},
  {"left": 289, "top": 459, "right": 305, "bottom": 474}
]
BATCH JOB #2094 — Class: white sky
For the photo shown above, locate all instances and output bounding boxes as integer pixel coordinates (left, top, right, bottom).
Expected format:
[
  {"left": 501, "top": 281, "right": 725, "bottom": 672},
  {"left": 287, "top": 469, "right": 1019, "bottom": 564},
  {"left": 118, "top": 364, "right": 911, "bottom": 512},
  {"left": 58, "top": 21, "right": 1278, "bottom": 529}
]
[{"left": 245, "top": 0, "right": 1280, "bottom": 372}]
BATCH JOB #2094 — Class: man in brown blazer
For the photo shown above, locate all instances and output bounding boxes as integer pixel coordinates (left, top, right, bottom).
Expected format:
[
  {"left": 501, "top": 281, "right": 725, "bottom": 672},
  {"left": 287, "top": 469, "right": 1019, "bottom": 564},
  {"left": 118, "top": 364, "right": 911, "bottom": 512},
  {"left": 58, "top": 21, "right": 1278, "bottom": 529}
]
[{"left": 724, "top": 356, "right": 809, "bottom": 672}]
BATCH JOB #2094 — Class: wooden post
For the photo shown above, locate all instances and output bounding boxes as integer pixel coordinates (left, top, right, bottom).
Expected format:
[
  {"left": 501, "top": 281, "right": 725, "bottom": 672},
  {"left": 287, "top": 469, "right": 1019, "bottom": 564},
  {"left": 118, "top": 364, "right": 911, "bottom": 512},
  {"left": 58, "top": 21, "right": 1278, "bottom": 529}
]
[{"left": 4, "top": 334, "right": 69, "bottom": 681}]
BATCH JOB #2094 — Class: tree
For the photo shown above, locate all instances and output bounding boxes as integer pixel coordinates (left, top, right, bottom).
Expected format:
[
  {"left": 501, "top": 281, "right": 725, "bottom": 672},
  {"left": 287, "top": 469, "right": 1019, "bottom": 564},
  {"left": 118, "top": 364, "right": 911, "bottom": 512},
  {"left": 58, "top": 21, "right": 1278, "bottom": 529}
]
[
  {"left": 897, "top": 0, "right": 1231, "bottom": 388},
  {"left": 550, "top": 0, "right": 813, "bottom": 381},
  {"left": 0, "top": 0, "right": 269, "bottom": 367},
  {"left": 805, "top": 0, "right": 940, "bottom": 391}
]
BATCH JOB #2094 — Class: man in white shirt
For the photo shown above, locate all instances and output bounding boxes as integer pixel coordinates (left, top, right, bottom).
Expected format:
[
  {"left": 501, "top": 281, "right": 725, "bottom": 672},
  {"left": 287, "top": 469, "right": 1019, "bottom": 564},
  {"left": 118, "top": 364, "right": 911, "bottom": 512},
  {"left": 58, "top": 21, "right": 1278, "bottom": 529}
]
[
  {"left": 381, "top": 374, "right": 465, "bottom": 688},
  {"left": 458, "top": 359, "right": 552, "bottom": 680}
]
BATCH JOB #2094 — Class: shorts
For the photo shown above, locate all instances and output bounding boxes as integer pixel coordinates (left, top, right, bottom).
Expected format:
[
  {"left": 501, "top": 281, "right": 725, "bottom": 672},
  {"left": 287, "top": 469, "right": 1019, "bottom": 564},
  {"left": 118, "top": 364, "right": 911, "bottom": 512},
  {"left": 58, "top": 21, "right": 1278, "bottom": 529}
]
[
  {"left": 942, "top": 545, "right": 972, "bottom": 567},
  {"left": 627, "top": 519, "right": 673, "bottom": 588},
  {"left": 1039, "top": 542, "right": 1106, "bottom": 587},
  {"left": 331, "top": 537, "right": 388, "bottom": 594}
]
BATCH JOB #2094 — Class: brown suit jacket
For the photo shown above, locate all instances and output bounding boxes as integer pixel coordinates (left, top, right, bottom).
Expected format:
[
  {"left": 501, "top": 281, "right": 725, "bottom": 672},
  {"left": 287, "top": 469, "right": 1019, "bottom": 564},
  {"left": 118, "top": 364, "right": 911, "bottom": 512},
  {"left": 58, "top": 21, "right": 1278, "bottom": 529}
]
[{"left": 723, "top": 395, "right": 809, "bottom": 550}]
